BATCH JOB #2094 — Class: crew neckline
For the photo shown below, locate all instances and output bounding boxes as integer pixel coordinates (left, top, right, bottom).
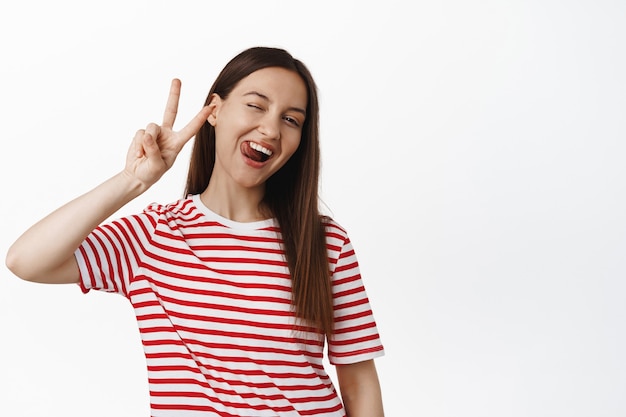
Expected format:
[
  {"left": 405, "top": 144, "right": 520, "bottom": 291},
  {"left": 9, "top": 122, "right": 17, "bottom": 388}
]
[{"left": 191, "top": 194, "right": 277, "bottom": 230}]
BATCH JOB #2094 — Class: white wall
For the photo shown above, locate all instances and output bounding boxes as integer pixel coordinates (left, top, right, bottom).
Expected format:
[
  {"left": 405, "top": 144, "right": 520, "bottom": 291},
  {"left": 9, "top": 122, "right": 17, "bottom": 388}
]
[{"left": 1, "top": 1, "right": 624, "bottom": 416}]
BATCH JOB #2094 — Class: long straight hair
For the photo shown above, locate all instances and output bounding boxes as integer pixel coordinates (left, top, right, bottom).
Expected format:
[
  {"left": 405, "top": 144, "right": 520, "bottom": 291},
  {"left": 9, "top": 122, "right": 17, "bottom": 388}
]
[{"left": 184, "top": 47, "right": 334, "bottom": 338}]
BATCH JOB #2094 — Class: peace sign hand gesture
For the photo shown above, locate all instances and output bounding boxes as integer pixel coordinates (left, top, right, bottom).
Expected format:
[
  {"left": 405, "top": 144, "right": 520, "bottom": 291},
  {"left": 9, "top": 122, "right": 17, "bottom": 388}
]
[
  {"left": 5, "top": 79, "right": 213, "bottom": 284},
  {"left": 124, "top": 79, "right": 212, "bottom": 191}
]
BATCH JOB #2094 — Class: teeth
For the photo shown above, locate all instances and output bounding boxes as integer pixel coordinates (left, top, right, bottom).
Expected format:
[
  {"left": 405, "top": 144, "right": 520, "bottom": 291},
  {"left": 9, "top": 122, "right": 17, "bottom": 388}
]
[{"left": 249, "top": 142, "right": 273, "bottom": 157}]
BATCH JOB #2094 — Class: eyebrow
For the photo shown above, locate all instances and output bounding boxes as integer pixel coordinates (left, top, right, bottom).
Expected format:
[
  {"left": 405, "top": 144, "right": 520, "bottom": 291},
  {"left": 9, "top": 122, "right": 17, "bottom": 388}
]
[{"left": 244, "top": 91, "right": 307, "bottom": 116}]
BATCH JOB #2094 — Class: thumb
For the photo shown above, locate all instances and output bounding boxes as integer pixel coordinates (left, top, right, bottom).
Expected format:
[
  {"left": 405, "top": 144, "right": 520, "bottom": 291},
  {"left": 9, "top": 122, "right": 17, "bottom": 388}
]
[{"left": 141, "top": 131, "right": 161, "bottom": 160}]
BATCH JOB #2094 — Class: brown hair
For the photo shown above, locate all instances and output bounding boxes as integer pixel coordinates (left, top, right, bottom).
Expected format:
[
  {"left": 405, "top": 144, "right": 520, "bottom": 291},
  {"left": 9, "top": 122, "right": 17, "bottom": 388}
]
[{"left": 184, "top": 47, "right": 334, "bottom": 338}]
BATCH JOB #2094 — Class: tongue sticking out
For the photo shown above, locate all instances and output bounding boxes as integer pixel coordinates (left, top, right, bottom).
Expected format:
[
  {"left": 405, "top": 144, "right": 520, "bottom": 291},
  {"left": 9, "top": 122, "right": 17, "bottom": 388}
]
[{"left": 242, "top": 142, "right": 270, "bottom": 162}]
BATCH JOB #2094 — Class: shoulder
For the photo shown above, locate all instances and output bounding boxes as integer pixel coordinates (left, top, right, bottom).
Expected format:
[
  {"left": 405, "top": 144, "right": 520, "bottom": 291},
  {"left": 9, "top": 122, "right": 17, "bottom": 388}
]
[
  {"left": 321, "top": 215, "right": 356, "bottom": 261},
  {"left": 135, "top": 196, "right": 202, "bottom": 233},
  {"left": 322, "top": 215, "right": 349, "bottom": 239},
  {"left": 143, "top": 195, "right": 196, "bottom": 217}
]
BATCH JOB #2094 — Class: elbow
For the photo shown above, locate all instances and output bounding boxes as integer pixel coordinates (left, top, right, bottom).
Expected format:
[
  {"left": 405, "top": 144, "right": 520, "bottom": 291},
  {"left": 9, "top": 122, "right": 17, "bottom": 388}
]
[
  {"left": 6, "top": 244, "right": 39, "bottom": 282},
  {"left": 6, "top": 244, "right": 79, "bottom": 284},
  {"left": 6, "top": 244, "right": 29, "bottom": 281}
]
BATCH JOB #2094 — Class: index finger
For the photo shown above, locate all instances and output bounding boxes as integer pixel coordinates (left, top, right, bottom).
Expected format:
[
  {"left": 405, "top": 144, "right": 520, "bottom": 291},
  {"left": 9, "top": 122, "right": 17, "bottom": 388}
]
[
  {"left": 162, "top": 78, "right": 181, "bottom": 129},
  {"left": 176, "top": 105, "right": 213, "bottom": 144}
]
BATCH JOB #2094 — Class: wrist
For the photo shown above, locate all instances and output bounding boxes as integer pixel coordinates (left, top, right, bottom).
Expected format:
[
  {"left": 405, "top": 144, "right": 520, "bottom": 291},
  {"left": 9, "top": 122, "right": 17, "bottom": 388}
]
[{"left": 117, "top": 170, "right": 151, "bottom": 199}]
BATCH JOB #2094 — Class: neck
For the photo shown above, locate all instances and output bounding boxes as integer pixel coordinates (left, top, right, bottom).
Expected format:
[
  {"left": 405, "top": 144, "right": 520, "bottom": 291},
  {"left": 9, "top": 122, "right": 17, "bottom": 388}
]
[{"left": 200, "top": 174, "right": 270, "bottom": 223}]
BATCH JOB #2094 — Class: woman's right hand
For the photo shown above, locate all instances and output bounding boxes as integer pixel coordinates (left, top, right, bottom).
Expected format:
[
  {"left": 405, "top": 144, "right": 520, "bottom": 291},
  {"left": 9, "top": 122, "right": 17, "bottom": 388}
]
[
  {"left": 6, "top": 79, "right": 213, "bottom": 283},
  {"left": 124, "top": 78, "right": 212, "bottom": 190}
]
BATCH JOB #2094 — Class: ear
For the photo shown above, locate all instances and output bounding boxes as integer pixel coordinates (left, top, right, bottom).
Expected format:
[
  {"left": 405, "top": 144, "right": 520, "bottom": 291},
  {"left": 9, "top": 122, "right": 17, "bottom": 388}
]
[{"left": 207, "top": 93, "right": 222, "bottom": 126}]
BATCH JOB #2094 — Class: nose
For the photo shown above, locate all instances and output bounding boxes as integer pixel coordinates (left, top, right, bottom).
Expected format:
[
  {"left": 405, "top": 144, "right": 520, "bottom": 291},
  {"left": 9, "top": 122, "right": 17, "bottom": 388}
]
[{"left": 257, "top": 112, "right": 281, "bottom": 140}]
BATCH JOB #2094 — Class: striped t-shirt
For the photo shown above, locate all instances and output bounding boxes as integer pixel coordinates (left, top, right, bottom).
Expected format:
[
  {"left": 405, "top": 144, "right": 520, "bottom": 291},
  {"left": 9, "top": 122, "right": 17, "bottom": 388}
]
[{"left": 75, "top": 194, "right": 384, "bottom": 416}]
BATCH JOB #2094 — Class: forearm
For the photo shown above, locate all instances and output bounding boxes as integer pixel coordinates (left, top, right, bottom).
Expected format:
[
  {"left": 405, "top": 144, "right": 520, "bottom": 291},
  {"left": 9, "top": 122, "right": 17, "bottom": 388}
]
[
  {"left": 337, "top": 360, "right": 385, "bottom": 417},
  {"left": 6, "top": 170, "right": 146, "bottom": 283},
  {"left": 342, "top": 380, "right": 384, "bottom": 417}
]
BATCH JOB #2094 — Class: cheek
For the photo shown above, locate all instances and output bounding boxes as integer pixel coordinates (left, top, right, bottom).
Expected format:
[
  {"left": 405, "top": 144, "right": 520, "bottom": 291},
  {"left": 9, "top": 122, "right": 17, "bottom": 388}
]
[
  {"left": 283, "top": 135, "right": 302, "bottom": 159},
  {"left": 214, "top": 117, "right": 244, "bottom": 147}
]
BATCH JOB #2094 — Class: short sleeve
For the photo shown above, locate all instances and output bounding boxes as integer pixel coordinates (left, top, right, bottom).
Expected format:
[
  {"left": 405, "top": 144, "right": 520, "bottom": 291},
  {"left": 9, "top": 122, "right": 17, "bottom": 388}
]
[
  {"left": 325, "top": 222, "right": 385, "bottom": 365},
  {"left": 74, "top": 211, "right": 158, "bottom": 297}
]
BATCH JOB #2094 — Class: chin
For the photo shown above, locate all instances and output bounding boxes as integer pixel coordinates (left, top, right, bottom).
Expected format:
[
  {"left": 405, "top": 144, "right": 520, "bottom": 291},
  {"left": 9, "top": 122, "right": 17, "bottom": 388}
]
[{"left": 234, "top": 176, "right": 268, "bottom": 191}]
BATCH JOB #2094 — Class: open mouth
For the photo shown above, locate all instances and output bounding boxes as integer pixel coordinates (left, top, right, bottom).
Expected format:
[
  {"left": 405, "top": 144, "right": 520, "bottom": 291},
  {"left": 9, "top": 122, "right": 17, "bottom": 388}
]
[{"left": 242, "top": 141, "right": 273, "bottom": 163}]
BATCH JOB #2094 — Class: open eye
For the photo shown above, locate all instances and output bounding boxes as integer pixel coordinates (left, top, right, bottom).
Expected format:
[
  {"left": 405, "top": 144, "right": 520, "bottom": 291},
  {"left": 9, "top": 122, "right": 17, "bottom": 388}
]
[{"left": 283, "top": 115, "right": 301, "bottom": 127}]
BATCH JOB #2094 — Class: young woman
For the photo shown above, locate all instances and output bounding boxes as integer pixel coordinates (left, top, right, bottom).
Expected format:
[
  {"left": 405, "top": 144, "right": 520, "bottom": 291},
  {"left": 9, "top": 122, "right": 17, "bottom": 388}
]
[{"left": 6, "top": 46, "right": 385, "bottom": 416}]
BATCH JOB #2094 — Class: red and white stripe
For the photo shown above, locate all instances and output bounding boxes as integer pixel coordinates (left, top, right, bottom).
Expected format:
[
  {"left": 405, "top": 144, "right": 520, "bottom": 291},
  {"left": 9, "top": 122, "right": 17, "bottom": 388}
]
[{"left": 76, "top": 194, "right": 384, "bottom": 416}]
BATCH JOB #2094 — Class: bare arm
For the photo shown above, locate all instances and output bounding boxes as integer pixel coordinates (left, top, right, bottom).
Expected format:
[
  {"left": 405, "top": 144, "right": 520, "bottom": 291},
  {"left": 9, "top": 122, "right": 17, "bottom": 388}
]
[
  {"left": 5, "top": 79, "right": 212, "bottom": 284},
  {"left": 6, "top": 171, "right": 145, "bottom": 284},
  {"left": 336, "top": 359, "right": 385, "bottom": 417}
]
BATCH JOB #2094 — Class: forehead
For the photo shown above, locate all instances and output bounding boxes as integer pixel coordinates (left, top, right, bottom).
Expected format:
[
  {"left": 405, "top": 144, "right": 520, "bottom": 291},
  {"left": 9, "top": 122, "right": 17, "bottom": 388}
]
[{"left": 232, "top": 67, "right": 308, "bottom": 109}]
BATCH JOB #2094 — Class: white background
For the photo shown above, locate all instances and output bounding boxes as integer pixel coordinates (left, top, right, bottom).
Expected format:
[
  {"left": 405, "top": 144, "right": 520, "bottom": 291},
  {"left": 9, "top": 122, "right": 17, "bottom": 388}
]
[{"left": 1, "top": 0, "right": 625, "bottom": 416}]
